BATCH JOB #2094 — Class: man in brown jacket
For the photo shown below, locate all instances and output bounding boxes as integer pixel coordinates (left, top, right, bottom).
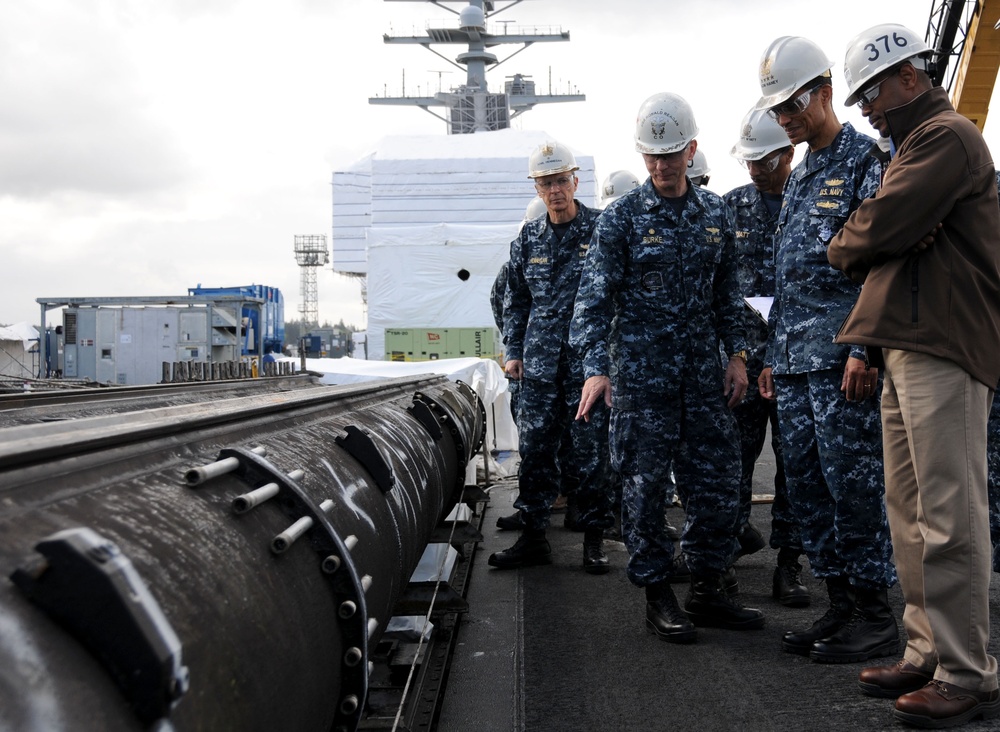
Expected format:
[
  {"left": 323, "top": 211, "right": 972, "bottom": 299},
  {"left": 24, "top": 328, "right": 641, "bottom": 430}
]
[{"left": 828, "top": 23, "right": 1000, "bottom": 729}]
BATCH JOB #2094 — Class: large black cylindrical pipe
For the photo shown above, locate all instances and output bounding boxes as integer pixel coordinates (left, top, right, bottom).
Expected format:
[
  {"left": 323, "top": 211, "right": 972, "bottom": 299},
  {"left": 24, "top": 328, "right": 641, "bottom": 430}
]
[{"left": 0, "top": 375, "right": 483, "bottom": 732}]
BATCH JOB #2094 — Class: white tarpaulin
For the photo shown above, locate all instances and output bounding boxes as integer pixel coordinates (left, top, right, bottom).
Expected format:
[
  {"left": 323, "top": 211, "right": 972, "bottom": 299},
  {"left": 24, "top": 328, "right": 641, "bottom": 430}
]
[
  {"left": 331, "top": 128, "right": 598, "bottom": 276},
  {"left": 0, "top": 322, "right": 38, "bottom": 378},
  {"left": 365, "top": 222, "right": 516, "bottom": 362}
]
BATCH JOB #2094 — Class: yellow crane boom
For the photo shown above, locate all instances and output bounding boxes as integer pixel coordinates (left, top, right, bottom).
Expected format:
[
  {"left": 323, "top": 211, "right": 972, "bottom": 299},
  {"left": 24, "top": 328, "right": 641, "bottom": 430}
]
[{"left": 949, "top": 0, "right": 1000, "bottom": 130}]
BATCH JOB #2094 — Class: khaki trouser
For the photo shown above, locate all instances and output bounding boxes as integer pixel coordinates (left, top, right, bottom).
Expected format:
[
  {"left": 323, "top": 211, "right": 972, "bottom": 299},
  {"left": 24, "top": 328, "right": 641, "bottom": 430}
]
[{"left": 882, "top": 348, "right": 998, "bottom": 691}]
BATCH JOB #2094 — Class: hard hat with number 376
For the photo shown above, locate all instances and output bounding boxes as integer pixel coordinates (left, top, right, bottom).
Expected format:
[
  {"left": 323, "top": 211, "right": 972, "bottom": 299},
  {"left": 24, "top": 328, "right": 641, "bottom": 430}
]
[{"left": 843, "top": 23, "right": 932, "bottom": 106}]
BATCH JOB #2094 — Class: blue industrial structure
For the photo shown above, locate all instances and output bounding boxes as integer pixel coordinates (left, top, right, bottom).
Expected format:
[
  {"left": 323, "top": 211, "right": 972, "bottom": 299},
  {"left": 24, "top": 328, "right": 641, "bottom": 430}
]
[{"left": 188, "top": 284, "right": 285, "bottom": 357}]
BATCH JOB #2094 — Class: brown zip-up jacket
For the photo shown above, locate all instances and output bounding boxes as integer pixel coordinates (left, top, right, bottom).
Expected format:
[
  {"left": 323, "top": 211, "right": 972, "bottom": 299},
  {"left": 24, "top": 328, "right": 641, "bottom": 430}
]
[{"left": 827, "top": 86, "right": 1000, "bottom": 388}]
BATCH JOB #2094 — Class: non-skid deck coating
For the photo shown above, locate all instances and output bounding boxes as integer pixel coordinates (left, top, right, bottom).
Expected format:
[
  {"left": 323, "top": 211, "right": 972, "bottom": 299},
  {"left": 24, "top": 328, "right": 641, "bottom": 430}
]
[{"left": 438, "top": 449, "right": 1000, "bottom": 732}]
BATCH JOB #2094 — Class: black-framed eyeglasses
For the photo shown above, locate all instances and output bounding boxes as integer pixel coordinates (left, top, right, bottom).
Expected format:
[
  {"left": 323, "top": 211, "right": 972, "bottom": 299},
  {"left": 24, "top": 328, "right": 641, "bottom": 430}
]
[
  {"left": 857, "top": 64, "right": 908, "bottom": 108},
  {"left": 856, "top": 82, "right": 883, "bottom": 108},
  {"left": 767, "top": 84, "right": 822, "bottom": 121}
]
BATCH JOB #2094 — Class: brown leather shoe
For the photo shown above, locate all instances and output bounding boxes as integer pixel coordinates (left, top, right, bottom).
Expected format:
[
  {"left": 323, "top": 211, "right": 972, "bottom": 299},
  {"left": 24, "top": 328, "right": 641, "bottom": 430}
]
[
  {"left": 858, "top": 659, "right": 934, "bottom": 698},
  {"left": 894, "top": 680, "right": 1000, "bottom": 728}
]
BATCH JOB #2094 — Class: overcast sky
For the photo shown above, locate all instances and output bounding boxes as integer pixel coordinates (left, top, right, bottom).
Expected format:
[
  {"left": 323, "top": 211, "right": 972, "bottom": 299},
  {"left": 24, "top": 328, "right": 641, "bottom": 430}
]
[{"left": 0, "top": 0, "right": 985, "bottom": 329}]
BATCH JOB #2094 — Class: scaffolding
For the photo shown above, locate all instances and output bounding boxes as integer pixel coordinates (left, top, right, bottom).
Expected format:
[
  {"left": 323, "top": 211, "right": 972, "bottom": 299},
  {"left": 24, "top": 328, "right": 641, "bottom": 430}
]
[{"left": 293, "top": 235, "right": 329, "bottom": 329}]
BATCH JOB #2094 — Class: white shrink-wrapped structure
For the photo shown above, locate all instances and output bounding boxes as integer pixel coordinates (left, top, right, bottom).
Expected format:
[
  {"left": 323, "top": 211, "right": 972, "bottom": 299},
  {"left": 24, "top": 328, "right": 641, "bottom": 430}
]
[
  {"left": 331, "top": 128, "right": 596, "bottom": 361},
  {"left": 0, "top": 323, "right": 38, "bottom": 380}
]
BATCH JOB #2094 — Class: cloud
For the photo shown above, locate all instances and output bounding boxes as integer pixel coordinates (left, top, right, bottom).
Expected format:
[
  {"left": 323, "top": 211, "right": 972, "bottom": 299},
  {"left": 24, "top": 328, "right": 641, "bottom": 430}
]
[
  {"left": 0, "top": 2, "right": 192, "bottom": 202},
  {"left": 0, "top": 0, "right": 989, "bottom": 334}
]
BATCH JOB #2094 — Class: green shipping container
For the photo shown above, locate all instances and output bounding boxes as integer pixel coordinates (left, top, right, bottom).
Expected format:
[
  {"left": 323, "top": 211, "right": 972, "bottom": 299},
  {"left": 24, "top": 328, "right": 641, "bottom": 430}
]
[{"left": 385, "top": 327, "right": 503, "bottom": 365}]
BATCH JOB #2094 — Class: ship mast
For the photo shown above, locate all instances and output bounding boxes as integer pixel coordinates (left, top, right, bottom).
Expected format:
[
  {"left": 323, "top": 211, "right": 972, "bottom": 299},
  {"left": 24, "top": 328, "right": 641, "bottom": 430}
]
[{"left": 370, "top": 0, "right": 585, "bottom": 133}]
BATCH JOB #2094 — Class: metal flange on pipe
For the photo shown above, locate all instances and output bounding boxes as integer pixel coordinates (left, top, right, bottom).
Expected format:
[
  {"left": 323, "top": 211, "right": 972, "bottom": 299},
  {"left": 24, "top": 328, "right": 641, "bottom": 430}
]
[{"left": 0, "top": 374, "right": 484, "bottom": 732}]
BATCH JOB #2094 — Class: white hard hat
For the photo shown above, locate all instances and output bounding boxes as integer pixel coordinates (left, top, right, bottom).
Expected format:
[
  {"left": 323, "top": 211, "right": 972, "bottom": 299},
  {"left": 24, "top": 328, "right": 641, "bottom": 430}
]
[
  {"left": 527, "top": 140, "right": 579, "bottom": 179},
  {"left": 730, "top": 107, "right": 792, "bottom": 161},
  {"left": 843, "top": 23, "right": 932, "bottom": 106},
  {"left": 634, "top": 92, "right": 699, "bottom": 155},
  {"left": 524, "top": 195, "right": 547, "bottom": 220},
  {"left": 600, "top": 170, "right": 640, "bottom": 205},
  {"left": 756, "top": 36, "right": 834, "bottom": 110},
  {"left": 687, "top": 149, "right": 711, "bottom": 178}
]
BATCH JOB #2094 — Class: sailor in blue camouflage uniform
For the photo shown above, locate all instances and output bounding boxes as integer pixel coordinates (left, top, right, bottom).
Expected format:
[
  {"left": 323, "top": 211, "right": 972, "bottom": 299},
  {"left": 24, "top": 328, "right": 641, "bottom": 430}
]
[
  {"left": 488, "top": 140, "right": 614, "bottom": 575},
  {"left": 987, "top": 170, "right": 1000, "bottom": 575},
  {"left": 571, "top": 92, "right": 765, "bottom": 644},
  {"left": 490, "top": 197, "right": 546, "bottom": 426},
  {"left": 597, "top": 170, "right": 645, "bottom": 543},
  {"left": 754, "top": 36, "right": 897, "bottom": 664},
  {"left": 724, "top": 106, "right": 808, "bottom": 608},
  {"left": 489, "top": 260, "right": 518, "bottom": 421}
]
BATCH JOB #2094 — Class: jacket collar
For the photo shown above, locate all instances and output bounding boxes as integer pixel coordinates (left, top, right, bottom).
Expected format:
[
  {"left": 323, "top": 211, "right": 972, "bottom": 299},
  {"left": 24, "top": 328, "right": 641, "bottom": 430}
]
[
  {"left": 802, "top": 122, "right": 862, "bottom": 175},
  {"left": 639, "top": 177, "right": 708, "bottom": 218},
  {"left": 884, "top": 86, "right": 952, "bottom": 148}
]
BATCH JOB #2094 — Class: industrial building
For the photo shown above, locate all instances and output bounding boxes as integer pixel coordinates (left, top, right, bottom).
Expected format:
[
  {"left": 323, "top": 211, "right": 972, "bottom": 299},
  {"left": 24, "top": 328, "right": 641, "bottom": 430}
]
[{"left": 36, "top": 285, "right": 284, "bottom": 386}]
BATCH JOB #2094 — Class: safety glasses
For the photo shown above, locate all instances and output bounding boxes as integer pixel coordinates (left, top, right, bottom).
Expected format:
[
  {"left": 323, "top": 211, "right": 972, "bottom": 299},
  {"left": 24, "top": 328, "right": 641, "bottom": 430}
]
[
  {"left": 767, "top": 84, "right": 821, "bottom": 121},
  {"left": 856, "top": 65, "right": 906, "bottom": 108},
  {"left": 741, "top": 150, "right": 783, "bottom": 172},
  {"left": 535, "top": 175, "right": 575, "bottom": 191},
  {"left": 855, "top": 82, "right": 883, "bottom": 108}
]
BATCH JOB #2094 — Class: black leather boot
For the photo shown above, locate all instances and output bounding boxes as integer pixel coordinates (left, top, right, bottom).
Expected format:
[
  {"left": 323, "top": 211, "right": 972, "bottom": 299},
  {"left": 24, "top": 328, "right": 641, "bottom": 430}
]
[
  {"left": 773, "top": 559, "right": 810, "bottom": 608},
  {"left": 488, "top": 530, "right": 551, "bottom": 569},
  {"left": 667, "top": 553, "right": 691, "bottom": 584},
  {"left": 809, "top": 586, "right": 899, "bottom": 663},
  {"left": 735, "top": 521, "right": 766, "bottom": 559},
  {"left": 669, "top": 555, "right": 736, "bottom": 596},
  {"left": 782, "top": 575, "right": 854, "bottom": 655},
  {"left": 645, "top": 582, "right": 697, "bottom": 644},
  {"left": 684, "top": 574, "right": 765, "bottom": 630},
  {"left": 722, "top": 565, "right": 739, "bottom": 597},
  {"left": 495, "top": 510, "right": 524, "bottom": 531},
  {"left": 583, "top": 528, "right": 610, "bottom": 574}
]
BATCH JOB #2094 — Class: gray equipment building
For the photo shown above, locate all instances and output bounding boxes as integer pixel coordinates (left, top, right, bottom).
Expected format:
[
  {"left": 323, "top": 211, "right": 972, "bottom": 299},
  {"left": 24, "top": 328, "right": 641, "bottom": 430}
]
[{"left": 36, "top": 295, "right": 266, "bottom": 385}]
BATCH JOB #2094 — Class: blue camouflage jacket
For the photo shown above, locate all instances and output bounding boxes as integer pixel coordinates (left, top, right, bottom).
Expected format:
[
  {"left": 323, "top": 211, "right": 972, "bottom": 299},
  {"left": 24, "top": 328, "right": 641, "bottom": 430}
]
[
  {"left": 570, "top": 179, "right": 748, "bottom": 402},
  {"left": 724, "top": 182, "right": 779, "bottom": 391},
  {"left": 767, "top": 123, "right": 879, "bottom": 375},
  {"left": 503, "top": 201, "right": 599, "bottom": 381},
  {"left": 490, "top": 261, "right": 508, "bottom": 335}
]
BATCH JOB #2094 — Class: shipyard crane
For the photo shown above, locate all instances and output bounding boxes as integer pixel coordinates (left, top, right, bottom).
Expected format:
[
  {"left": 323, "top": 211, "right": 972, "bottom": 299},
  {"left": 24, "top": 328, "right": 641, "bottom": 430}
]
[{"left": 926, "top": 0, "right": 1000, "bottom": 130}]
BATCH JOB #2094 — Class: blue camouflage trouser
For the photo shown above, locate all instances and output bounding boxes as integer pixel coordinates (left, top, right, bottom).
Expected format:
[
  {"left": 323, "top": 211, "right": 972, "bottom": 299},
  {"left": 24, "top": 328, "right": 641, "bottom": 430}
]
[
  {"left": 733, "top": 391, "right": 802, "bottom": 551},
  {"left": 507, "top": 377, "right": 521, "bottom": 422},
  {"left": 987, "top": 391, "right": 1000, "bottom": 571},
  {"left": 773, "top": 370, "right": 896, "bottom": 589},
  {"left": 513, "top": 371, "right": 613, "bottom": 532},
  {"left": 610, "top": 390, "right": 741, "bottom": 586}
]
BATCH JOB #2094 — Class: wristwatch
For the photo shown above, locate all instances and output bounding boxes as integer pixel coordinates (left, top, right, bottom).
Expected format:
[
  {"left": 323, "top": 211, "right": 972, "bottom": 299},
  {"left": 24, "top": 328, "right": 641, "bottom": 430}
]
[{"left": 729, "top": 350, "right": 747, "bottom": 362}]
